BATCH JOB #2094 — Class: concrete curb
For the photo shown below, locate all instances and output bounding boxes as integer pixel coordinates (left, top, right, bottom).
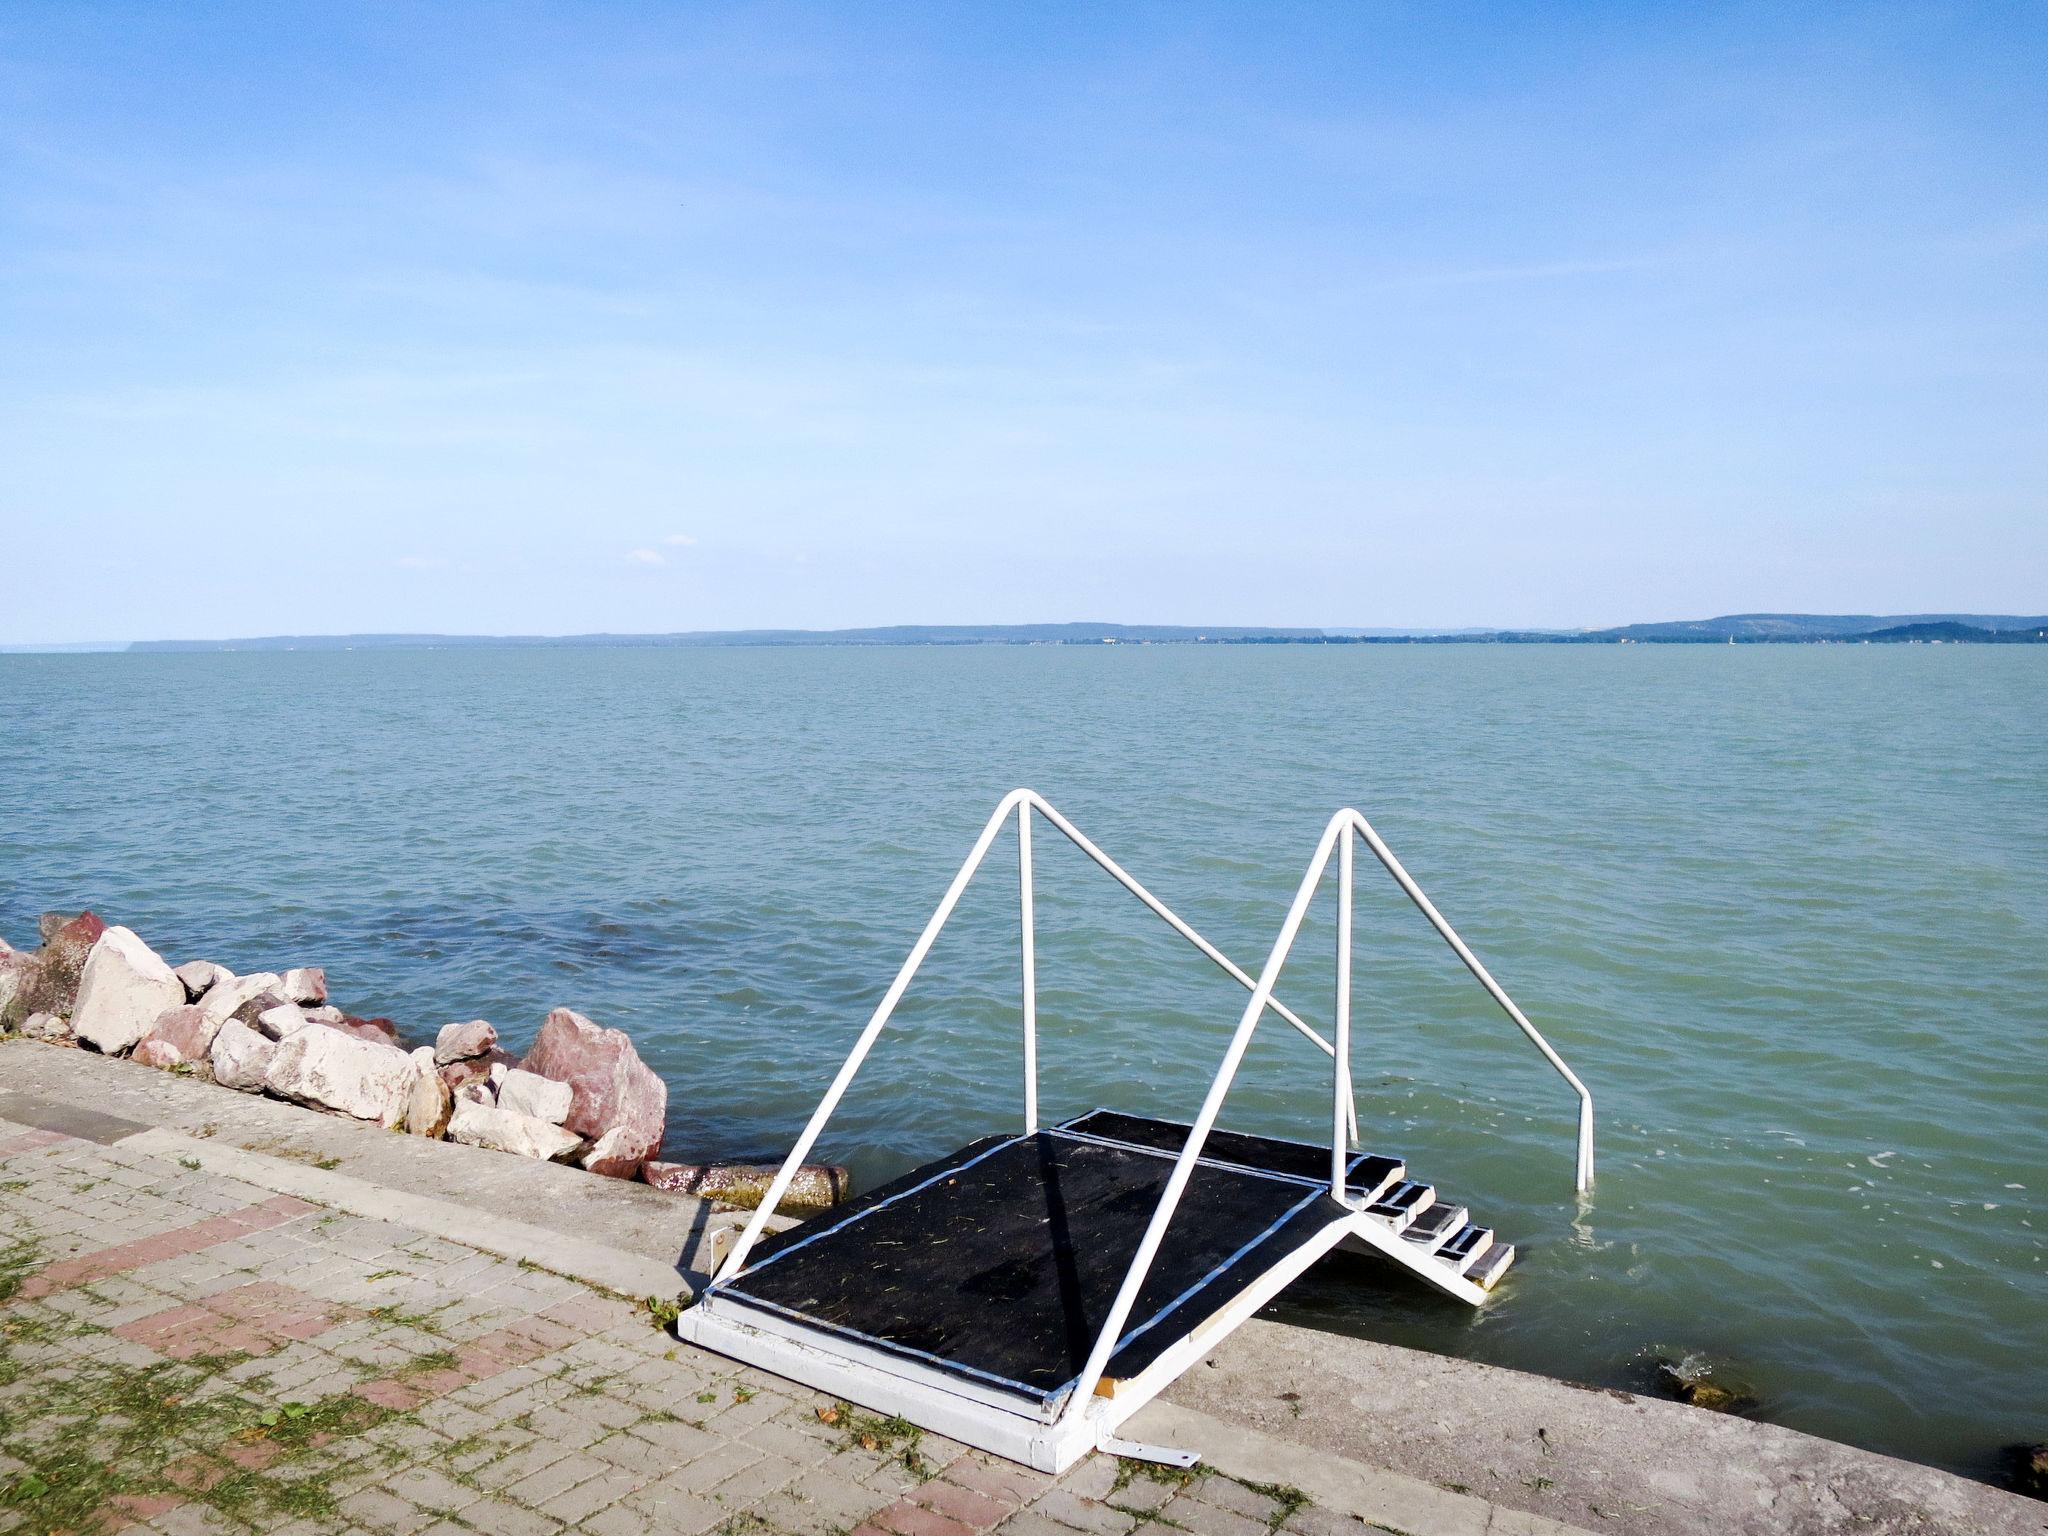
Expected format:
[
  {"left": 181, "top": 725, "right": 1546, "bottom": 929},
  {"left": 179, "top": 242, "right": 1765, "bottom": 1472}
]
[
  {"left": 1123, "top": 1400, "right": 1597, "bottom": 1536},
  {"left": 115, "top": 1125, "right": 690, "bottom": 1303}
]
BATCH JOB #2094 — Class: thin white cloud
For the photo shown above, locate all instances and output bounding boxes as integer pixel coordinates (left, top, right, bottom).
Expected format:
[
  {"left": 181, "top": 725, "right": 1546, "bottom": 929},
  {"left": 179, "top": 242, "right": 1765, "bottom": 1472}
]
[
  {"left": 627, "top": 547, "right": 666, "bottom": 566},
  {"left": 662, "top": 533, "right": 698, "bottom": 547}
]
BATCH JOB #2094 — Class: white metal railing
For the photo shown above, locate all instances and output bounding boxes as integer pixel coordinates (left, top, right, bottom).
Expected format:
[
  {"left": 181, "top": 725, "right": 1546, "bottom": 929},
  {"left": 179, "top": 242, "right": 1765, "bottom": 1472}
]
[
  {"left": 713, "top": 790, "right": 1593, "bottom": 1430},
  {"left": 1060, "top": 803, "right": 1594, "bottom": 1416}
]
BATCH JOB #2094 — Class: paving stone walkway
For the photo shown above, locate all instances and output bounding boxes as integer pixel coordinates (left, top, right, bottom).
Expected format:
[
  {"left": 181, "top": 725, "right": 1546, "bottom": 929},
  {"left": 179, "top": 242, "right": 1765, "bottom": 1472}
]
[{"left": 0, "top": 1113, "right": 1394, "bottom": 1536}]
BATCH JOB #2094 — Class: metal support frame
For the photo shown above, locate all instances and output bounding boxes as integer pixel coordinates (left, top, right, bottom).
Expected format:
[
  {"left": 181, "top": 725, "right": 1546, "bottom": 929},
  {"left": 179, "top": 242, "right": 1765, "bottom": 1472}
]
[{"left": 703, "top": 789, "right": 1594, "bottom": 1463}]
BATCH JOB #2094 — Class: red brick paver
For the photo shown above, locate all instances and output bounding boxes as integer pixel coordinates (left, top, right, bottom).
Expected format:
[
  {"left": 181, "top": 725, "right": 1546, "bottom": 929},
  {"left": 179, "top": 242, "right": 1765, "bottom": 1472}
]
[
  {"left": 13, "top": 1193, "right": 316, "bottom": 1303},
  {"left": 115, "top": 1280, "right": 357, "bottom": 1361},
  {"left": 913, "top": 1478, "right": 1017, "bottom": 1531},
  {"left": 870, "top": 1497, "right": 982, "bottom": 1536},
  {"left": 0, "top": 1128, "right": 75, "bottom": 1159}
]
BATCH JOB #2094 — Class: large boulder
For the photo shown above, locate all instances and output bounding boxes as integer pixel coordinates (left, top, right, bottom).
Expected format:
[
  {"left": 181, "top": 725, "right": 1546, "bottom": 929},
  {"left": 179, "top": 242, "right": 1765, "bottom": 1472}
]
[
  {"left": 1, "top": 910, "right": 107, "bottom": 1030},
  {"left": 447, "top": 1099, "right": 582, "bottom": 1162},
  {"left": 520, "top": 1008, "right": 666, "bottom": 1179},
  {"left": 210, "top": 1018, "right": 276, "bottom": 1092},
  {"left": 642, "top": 1160, "right": 850, "bottom": 1216},
  {"left": 199, "top": 971, "right": 282, "bottom": 1024},
  {"left": 71, "top": 927, "right": 185, "bottom": 1056},
  {"left": 434, "top": 1019, "right": 497, "bottom": 1065},
  {"left": 398, "top": 1048, "right": 453, "bottom": 1138},
  {"left": 278, "top": 967, "right": 327, "bottom": 1005},
  {"left": 263, "top": 1027, "right": 413, "bottom": 1122},
  {"left": 496, "top": 1068, "right": 571, "bottom": 1125},
  {"left": 140, "top": 1004, "right": 224, "bottom": 1063}
]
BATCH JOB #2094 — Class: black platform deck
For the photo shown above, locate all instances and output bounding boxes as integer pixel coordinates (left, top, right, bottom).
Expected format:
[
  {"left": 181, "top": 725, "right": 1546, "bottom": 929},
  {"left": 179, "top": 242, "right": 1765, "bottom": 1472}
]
[{"left": 715, "top": 1112, "right": 1381, "bottom": 1408}]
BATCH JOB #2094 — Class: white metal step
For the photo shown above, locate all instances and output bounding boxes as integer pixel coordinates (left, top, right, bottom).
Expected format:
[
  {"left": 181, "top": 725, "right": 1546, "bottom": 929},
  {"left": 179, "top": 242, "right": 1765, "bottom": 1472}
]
[
  {"left": 1364, "top": 1180, "right": 1434, "bottom": 1232},
  {"left": 1400, "top": 1201, "right": 1468, "bottom": 1254},
  {"left": 1434, "top": 1222, "right": 1493, "bottom": 1275},
  {"left": 1467, "top": 1242, "right": 1516, "bottom": 1291}
]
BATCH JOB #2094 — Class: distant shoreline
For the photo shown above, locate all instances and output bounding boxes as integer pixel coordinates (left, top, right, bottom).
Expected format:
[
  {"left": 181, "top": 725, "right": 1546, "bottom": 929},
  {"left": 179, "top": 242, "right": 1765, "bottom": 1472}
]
[{"left": 4, "top": 612, "right": 2046, "bottom": 654}]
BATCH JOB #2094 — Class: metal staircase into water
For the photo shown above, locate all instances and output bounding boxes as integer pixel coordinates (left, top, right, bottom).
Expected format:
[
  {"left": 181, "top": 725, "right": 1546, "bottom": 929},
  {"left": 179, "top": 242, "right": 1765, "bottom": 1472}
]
[{"left": 677, "top": 789, "right": 1589, "bottom": 1470}]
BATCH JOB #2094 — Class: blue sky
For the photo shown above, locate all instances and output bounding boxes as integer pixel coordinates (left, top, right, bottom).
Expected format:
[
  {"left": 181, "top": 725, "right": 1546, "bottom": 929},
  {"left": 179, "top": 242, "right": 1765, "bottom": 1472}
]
[{"left": 2, "top": 2, "right": 2042, "bottom": 641}]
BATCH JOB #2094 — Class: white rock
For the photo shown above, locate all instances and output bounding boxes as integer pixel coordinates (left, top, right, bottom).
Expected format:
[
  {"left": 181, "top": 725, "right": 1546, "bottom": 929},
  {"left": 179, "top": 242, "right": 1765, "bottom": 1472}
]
[
  {"left": 209, "top": 1018, "right": 276, "bottom": 1092},
  {"left": 0, "top": 952, "right": 32, "bottom": 1019},
  {"left": 496, "top": 1068, "right": 573, "bottom": 1125},
  {"left": 71, "top": 927, "right": 185, "bottom": 1056},
  {"left": 455, "top": 1080, "right": 495, "bottom": 1106},
  {"left": 398, "top": 1047, "right": 452, "bottom": 1137},
  {"left": 200, "top": 971, "right": 282, "bottom": 1023},
  {"left": 22, "top": 1011, "right": 71, "bottom": 1043},
  {"left": 256, "top": 1003, "right": 315, "bottom": 1040},
  {"left": 278, "top": 967, "right": 327, "bottom": 1005},
  {"left": 447, "top": 1099, "right": 583, "bottom": 1162},
  {"left": 263, "top": 1027, "right": 413, "bottom": 1122},
  {"left": 173, "top": 960, "right": 231, "bottom": 999},
  {"left": 303, "top": 1005, "right": 345, "bottom": 1025}
]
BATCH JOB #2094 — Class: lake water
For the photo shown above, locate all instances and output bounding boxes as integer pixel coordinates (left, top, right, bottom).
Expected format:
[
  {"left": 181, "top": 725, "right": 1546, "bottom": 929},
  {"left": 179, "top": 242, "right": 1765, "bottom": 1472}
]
[{"left": 2, "top": 644, "right": 2042, "bottom": 1478}]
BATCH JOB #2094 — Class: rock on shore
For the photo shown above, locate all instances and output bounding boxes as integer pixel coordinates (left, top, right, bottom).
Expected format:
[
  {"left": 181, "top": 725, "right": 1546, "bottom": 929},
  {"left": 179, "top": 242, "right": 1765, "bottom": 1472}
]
[
  {"left": 72, "top": 926, "right": 185, "bottom": 1055},
  {"left": 139, "top": 1004, "right": 224, "bottom": 1063},
  {"left": 448, "top": 1099, "right": 583, "bottom": 1162},
  {"left": 642, "top": 1159, "right": 850, "bottom": 1216},
  {"left": 209, "top": 1019, "right": 275, "bottom": 1092},
  {"left": 0, "top": 911, "right": 107, "bottom": 1030},
  {"left": 263, "top": 1026, "right": 413, "bottom": 1123},
  {"left": 400, "top": 1048, "right": 454, "bottom": 1137},
  {"left": 4, "top": 912, "right": 855, "bottom": 1217},
  {"left": 520, "top": 1008, "right": 666, "bottom": 1179}
]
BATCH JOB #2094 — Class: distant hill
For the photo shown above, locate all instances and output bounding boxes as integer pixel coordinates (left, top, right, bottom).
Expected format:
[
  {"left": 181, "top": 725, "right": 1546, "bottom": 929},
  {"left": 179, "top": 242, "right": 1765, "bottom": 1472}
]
[
  {"left": 1586, "top": 613, "right": 2048, "bottom": 642},
  {"left": 9, "top": 613, "right": 2035, "bottom": 654}
]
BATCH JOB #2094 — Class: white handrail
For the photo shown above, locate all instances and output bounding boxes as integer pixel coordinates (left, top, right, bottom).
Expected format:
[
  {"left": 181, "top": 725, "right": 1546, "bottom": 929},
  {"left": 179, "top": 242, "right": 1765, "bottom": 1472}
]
[
  {"left": 1341, "top": 809, "right": 1595, "bottom": 1194},
  {"left": 1058, "top": 806, "right": 1593, "bottom": 1422},
  {"left": 713, "top": 789, "right": 1355, "bottom": 1283}
]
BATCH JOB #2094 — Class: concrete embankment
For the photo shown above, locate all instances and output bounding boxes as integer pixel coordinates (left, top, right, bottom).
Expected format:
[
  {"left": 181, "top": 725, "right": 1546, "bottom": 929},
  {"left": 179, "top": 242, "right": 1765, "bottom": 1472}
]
[{"left": 5, "top": 1043, "right": 2040, "bottom": 1536}]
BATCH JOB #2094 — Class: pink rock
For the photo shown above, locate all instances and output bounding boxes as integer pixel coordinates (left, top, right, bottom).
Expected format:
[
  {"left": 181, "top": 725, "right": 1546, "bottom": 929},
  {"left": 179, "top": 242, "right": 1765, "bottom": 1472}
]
[
  {"left": 520, "top": 1008, "right": 666, "bottom": 1179},
  {"left": 41, "top": 910, "right": 107, "bottom": 951},
  {"left": 434, "top": 1019, "right": 498, "bottom": 1065},
  {"left": 438, "top": 1046, "right": 515, "bottom": 1090},
  {"left": 334, "top": 1014, "right": 401, "bottom": 1047},
  {"left": 141, "top": 1004, "right": 223, "bottom": 1062},
  {"left": 132, "top": 1038, "right": 184, "bottom": 1069},
  {"left": 578, "top": 1127, "right": 645, "bottom": 1180}
]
